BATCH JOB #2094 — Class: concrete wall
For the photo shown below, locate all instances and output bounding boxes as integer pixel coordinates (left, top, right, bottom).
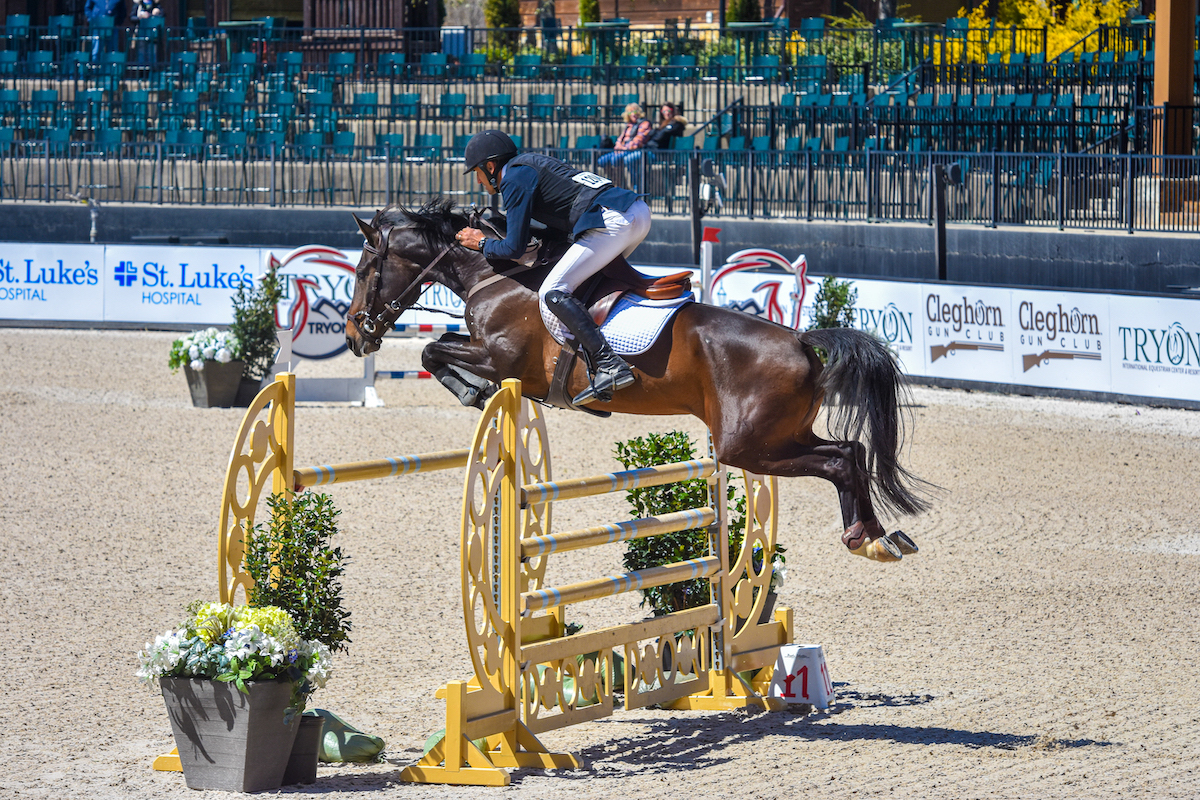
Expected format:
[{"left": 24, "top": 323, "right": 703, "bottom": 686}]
[{"left": 4, "top": 203, "right": 1198, "bottom": 294}]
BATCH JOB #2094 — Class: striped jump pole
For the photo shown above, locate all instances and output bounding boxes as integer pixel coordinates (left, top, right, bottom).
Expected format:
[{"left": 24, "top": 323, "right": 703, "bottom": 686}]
[{"left": 294, "top": 449, "right": 469, "bottom": 488}]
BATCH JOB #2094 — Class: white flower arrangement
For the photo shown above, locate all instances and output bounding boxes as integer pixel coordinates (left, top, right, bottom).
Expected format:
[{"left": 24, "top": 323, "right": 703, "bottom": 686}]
[
  {"left": 137, "top": 602, "right": 332, "bottom": 720},
  {"left": 168, "top": 327, "right": 242, "bottom": 373}
]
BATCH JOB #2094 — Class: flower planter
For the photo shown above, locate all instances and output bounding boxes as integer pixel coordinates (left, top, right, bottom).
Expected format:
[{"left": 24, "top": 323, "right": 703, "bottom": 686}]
[
  {"left": 282, "top": 712, "right": 325, "bottom": 785},
  {"left": 160, "top": 677, "right": 299, "bottom": 792},
  {"left": 183, "top": 359, "right": 246, "bottom": 408}
]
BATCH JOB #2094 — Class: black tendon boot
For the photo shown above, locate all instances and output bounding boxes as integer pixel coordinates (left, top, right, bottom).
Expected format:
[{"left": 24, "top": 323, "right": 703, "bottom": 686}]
[
  {"left": 545, "top": 289, "right": 636, "bottom": 405},
  {"left": 432, "top": 366, "right": 497, "bottom": 410}
]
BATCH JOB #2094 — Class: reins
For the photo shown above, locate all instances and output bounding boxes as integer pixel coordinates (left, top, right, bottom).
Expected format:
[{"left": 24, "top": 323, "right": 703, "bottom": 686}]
[{"left": 351, "top": 224, "right": 457, "bottom": 346}]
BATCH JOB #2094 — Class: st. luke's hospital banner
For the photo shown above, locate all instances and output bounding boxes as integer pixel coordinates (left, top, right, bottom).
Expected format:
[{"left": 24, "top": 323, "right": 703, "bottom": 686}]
[{"left": 0, "top": 241, "right": 1196, "bottom": 406}]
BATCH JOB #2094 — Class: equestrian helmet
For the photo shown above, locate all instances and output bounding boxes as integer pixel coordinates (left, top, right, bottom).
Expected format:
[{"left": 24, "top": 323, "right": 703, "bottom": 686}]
[{"left": 463, "top": 130, "right": 518, "bottom": 174}]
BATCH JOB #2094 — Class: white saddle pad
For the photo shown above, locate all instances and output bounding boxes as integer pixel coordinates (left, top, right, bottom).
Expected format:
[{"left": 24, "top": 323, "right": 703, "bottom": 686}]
[{"left": 543, "top": 293, "right": 695, "bottom": 356}]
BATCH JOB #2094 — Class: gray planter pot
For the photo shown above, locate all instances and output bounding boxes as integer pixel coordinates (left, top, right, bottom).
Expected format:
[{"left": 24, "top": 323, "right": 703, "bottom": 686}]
[
  {"left": 233, "top": 375, "right": 265, "bottom": 408},
  {"left": 282, "top": 712, "right": 325, "bottom": 786},
  {"left": 183, "top": 360, "right": 246, "bottom": 408},
  {"left": 160, "top": 677, "right": 299, "bottom": 793}
]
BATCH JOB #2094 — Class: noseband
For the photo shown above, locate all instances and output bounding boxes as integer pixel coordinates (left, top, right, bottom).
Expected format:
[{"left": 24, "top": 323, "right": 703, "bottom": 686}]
[{"left": 351, "top": 224, "right": 455, "bottom": 347}]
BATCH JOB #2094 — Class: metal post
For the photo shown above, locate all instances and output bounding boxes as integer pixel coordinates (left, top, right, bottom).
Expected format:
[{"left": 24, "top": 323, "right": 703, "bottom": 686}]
[
  {"left": 748, "top": 150, "right": 755, "bottom": 219},
  {"left": 270, "top": 142, "right": 277, "bottom": 207},
  {"left": 805, "top": 149, "right": 813, "bottom": 221},
  {"left": 155, "top": 142, "right": 163, "bottom": 205},
  {"left": 1125, "top": 154, "right": 1135, "bottom": 234},
  {"left": 933, "top": 164, "right": 948, "bottom": 280},
  {"left": 689, "top": 153, "right": 702, "bottom": 265},
  {"left": 44, "top": 140, "right": 51, "bottom": 203},
  {"left": 1056, "top": 153, "right": 1065, "bottom": 231},
  {"left": 990, "top": 152, "right": 999, "bottom": 228},
  {"left": 385, "top": 145, "right": 392, "bottom": 208}
]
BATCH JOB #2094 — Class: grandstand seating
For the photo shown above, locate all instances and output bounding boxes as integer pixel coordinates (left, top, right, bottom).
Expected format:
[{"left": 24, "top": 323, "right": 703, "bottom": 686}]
[{"left": 0, "top": 15, "right": 1179, "bottom": 174}]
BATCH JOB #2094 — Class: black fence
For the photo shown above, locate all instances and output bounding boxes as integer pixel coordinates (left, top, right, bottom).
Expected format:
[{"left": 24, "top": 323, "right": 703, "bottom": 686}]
[{"left": 3, "top": 141, "right": 1198, "bottom": 235}]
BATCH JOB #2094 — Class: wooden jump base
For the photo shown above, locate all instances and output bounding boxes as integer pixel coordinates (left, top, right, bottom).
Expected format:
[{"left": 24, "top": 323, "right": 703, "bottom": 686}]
[{"left": 401, "top": 379, "right": 793, "bottom": 787}]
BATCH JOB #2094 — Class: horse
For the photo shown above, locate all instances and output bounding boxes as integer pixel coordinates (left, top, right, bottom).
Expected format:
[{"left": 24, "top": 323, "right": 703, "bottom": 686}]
[{"left": 345, "top": 200, "right": 932, "bottom": 561}]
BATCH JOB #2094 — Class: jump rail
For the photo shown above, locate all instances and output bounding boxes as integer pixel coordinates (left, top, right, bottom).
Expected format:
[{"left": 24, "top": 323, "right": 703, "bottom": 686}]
[
  {"left": 213, "top": 371, "right": 553, "bottom": 607},
  {"left": 402, "top": 378, "right": 793, "bottom": 787}
]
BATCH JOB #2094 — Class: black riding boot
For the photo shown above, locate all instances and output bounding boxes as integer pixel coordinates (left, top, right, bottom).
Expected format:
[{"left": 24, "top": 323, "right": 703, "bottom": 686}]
[{"left": 545, "top": 289, "right": 636, "bottom": 405}]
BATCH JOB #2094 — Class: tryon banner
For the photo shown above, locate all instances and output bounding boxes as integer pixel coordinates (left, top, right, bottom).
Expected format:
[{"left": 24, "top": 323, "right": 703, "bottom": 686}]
[{"left": 0, "top": 242, "right": 1196, "bottom": 405}]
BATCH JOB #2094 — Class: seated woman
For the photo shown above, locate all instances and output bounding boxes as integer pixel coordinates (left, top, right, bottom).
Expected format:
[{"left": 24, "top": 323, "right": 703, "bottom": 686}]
[
  {"left": 646, "top": 102, "right": 687, "bottom": 151},
  {"left": 597, "top": 103, "right": 654, "bottom": 192}
]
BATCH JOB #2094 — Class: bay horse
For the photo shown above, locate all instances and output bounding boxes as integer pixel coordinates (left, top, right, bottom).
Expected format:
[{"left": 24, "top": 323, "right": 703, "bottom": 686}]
[{"left": 345, "top": 200, "right": 931, "bottom": 561}]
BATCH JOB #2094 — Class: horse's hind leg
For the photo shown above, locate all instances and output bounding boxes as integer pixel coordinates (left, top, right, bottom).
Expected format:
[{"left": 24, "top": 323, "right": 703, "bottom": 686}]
[
  {"left": 421, "top": 334, "right": 499, "bottom": 410},
  {"left": 716, "top": 432, "right": 904, "bottom": 562}
]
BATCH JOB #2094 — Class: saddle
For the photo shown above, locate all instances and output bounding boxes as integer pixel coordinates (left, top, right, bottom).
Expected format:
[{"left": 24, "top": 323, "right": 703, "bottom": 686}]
[{"left": 468, "top": 207, "right": 693, "bottom": 417}]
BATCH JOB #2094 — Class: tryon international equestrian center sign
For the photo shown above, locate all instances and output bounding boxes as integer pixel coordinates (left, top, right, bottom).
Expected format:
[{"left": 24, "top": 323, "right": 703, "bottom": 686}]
[{"left": 0, "top": 241, "right": 1196, "bottom": 407}]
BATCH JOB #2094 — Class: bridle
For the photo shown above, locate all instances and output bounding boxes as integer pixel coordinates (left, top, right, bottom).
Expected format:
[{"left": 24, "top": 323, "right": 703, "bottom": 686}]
[{"left": 350, "top": 224, "right": 455, "bottom": 347}]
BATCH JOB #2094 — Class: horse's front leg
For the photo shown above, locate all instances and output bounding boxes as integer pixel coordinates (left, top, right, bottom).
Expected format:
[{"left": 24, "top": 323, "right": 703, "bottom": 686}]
[{"left": 421, "top": 333, "right": 500, "bottom": 410}]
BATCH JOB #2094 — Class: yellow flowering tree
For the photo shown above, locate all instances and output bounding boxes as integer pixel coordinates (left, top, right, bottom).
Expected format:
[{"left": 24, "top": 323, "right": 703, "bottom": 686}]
[{"left": 948, "top": 0, "right": 1138, "bottom": 63}]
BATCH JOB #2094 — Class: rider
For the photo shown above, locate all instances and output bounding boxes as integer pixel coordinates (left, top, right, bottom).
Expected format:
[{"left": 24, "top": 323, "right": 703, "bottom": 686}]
[{"left": 455, "top": 129, "right": 650, "bottom": 406}]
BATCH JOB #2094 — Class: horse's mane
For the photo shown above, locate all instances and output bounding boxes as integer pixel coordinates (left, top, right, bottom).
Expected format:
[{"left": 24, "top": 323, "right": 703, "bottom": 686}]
[{"left": 371, "top": 198, "right": 465, "bottom": 253}]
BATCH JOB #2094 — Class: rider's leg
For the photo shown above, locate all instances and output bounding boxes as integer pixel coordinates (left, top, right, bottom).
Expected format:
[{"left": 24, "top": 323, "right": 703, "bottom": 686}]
[{"left": 539, "top": 201, "right": 652, "bottom": 405}]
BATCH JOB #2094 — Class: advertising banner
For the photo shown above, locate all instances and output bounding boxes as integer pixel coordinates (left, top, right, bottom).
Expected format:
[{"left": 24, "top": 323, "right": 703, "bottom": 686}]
[
  {"left": 0, "top": 239, "right": 1196, "bottom": 405},
  {"left": 0, "top": 243, "right": 104, "bottom": 322},
  {"left": 1010, "top": 289, "right": 1108, "bottom": 392},
  {"left": 103, "top": 245, "right": 263, "bottom": 325},
  {"left": 1108, "top": 295, "right": 1200, "bottom": 403}
]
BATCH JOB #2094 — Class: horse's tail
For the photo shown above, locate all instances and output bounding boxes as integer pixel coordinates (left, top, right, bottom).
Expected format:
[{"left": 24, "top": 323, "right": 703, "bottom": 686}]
[{"left": 799, "top": 327, "right": 933, "bottom": 517}]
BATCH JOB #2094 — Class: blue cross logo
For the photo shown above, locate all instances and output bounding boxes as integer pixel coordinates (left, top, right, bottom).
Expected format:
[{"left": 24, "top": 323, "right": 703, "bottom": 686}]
[{"left": 114, "top": 261, "right": 137, "bottom": 287}]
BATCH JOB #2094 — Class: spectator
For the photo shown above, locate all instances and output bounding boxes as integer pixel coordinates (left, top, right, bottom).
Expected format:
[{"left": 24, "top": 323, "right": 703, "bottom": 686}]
[
  {"left": 85, "top": 0, "right": 125, "bottom": 60},
  {"left": 646, "top": 102, "right": 687, "bottom": 151},
  {"left": 133, "top": 0, "right": 162, "bottom": 18},
  {"left": 598, "top": 102, "right": 653, "bottom": 192},
  {"left": 131, "top": 0, "right": 162, "bottom": 65}
]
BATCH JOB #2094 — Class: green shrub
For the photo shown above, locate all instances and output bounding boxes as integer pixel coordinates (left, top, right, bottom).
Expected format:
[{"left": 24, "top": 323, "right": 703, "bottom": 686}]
[
  {"left": 806, "top": 274, "right": 857, "bottom": 330},
  {"left": 229, "top": 262, "right": 282, "bottom": 382},
  {"left": 246, "top": 492, "right": 352, "bottom": 653},
  {"left": 614, "top": 432, "right": 746, "bottom": 616},
  {"left": 727, "top": 0, "right": 762, "bottom": 23}
]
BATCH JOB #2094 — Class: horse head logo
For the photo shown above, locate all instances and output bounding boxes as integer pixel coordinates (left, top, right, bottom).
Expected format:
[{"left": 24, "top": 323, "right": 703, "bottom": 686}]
[{"left": 711, "top": 249, "right": 815, "bottom": 329}]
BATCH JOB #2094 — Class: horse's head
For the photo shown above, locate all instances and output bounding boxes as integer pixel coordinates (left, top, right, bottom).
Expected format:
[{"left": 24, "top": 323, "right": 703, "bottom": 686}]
[{"left": 345, "top": 202, "right": 465, "bottom": 357}]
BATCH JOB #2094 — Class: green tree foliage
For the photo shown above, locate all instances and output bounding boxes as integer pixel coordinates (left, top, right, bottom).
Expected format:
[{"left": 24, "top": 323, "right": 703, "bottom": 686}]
[
  {"left": 229, "top": 262, "right": 282, "bottom": 381},
  {"left": 726, "top": 0, "right": 762, "bottom": 23},
  {"left": 806, "top": 274, "right": 858, "bottom": 330},
  {"left": 577, "top": 0, "right": 599, "bottom": 24},
  {"left": 614, "top": 432, "right": 745, "bottom": 616},
  {"left": 484, "top": 0, "right": 521, "bottom": 29},
  {"left": 246, "top": 492, "right": 352, "bottom": 653}
]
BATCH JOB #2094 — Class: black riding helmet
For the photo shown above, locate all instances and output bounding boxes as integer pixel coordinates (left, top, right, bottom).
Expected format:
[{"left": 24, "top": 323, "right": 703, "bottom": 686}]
[{"left": 463, "top": 129, "right": 518, "bottom": 191}]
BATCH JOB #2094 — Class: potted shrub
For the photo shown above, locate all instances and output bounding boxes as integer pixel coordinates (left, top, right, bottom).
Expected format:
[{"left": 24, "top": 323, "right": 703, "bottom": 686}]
[
  {"left": 136, "top": 602, "right": 333, "bottom": 792},
  {"left": 244, "top": 490, "right": 355, "bottom": 782},
  {"left": 168, "top": 327, "right": 244, "bottom": 408},
  {"left": 229, "top": 262, "right": 283, "bottom": 407}
]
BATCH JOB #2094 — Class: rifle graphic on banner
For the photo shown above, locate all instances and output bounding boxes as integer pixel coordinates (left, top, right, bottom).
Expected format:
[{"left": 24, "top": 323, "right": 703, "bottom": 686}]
[
  {"left": 929, "top": 341, "right": 1004, "bottom": 362},
  {"left": 1021, "top": 349, "right": 1103, "bottom": 372}
]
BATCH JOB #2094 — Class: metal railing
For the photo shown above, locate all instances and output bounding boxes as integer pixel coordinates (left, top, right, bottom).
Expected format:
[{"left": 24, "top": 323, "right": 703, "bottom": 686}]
[{"left": 2, "top": 141, "right": 1198, "bottom": 234}]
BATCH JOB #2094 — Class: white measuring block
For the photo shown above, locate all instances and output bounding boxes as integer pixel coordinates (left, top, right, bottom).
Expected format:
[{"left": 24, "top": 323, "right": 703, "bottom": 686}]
[{"left": 769, "top": 644, "right": 834, "bottom": 709}]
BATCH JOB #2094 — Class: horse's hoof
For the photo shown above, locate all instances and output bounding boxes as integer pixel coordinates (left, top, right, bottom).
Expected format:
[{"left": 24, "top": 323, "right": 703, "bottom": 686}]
[
  {"left": 849, "top": 536, "right": 903, "bottom": 562},
  {"left": 887, "top": 530, "right": 919, "bottom": 555}
]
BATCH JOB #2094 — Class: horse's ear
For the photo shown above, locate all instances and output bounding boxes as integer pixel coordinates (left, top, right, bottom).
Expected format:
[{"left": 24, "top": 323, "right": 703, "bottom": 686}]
[{"left": 352, "top": 214, "right": 377, "bottom": 244}]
